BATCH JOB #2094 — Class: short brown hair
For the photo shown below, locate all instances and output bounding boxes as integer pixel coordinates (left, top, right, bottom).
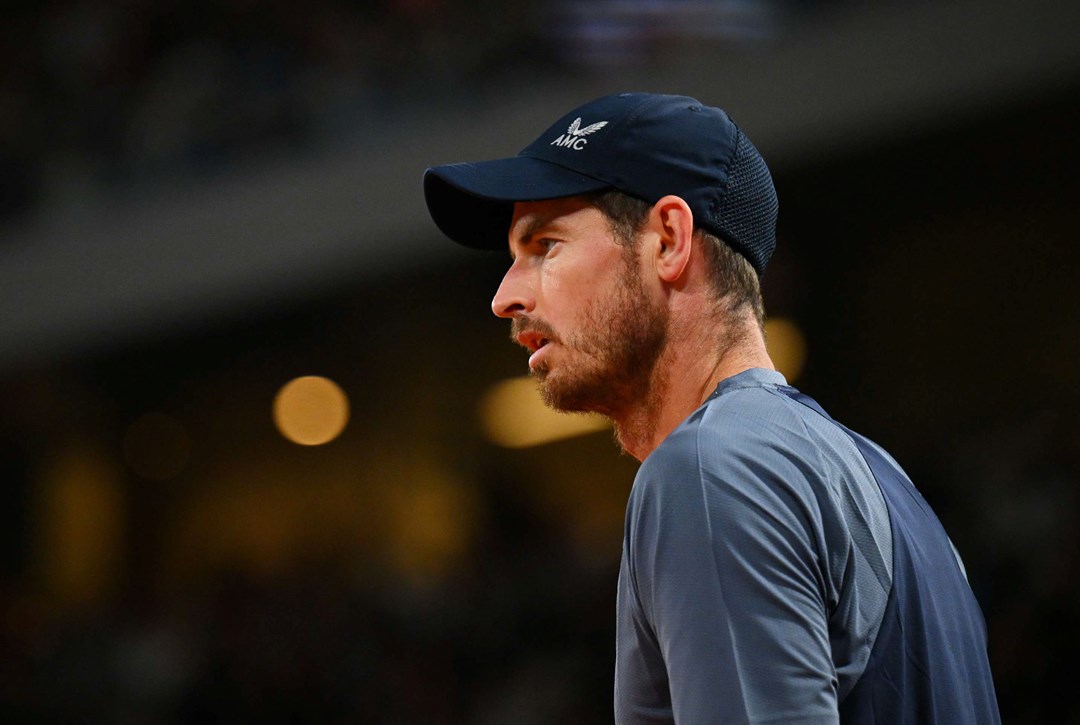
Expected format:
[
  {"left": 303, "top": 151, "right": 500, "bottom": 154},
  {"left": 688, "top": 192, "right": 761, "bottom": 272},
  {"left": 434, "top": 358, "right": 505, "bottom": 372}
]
[{"left": 587, "top": 189, "right": 765, "bottom": 329}]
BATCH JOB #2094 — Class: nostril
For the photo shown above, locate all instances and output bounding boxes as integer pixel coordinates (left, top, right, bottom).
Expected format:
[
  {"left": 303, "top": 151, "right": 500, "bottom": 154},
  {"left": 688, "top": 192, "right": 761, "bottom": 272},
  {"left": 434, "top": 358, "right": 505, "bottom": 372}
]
[{"left": 497, "top": 302, "right": 526, "bottom": 317}]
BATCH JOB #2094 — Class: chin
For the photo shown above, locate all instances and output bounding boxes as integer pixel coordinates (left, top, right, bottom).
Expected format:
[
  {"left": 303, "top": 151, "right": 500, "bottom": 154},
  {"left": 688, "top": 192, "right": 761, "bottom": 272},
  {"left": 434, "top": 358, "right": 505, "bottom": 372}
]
[{"left": 537, "top": 374, "right": 611, "bottom": 417}]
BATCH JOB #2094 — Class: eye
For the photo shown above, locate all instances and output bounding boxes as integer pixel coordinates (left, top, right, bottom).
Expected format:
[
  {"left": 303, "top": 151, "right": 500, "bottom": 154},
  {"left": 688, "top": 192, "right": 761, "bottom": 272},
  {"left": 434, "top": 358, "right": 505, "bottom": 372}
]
[{"left": 538, "top": 238, "right": 560, "bottom": 255}]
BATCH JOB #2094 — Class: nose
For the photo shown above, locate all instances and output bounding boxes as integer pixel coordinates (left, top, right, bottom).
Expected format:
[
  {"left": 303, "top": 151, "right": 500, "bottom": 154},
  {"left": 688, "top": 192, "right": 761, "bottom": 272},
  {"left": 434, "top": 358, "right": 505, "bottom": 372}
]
[{"left": 491, "top": 261, "right": 534, "bottom": 319}]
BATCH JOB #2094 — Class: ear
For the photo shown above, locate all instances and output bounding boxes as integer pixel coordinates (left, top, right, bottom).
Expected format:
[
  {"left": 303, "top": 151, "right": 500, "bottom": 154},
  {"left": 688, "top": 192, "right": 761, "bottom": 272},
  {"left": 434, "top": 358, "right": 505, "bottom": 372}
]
[{"left": 648, "top": 195, "right": 695, "bottom": 284}]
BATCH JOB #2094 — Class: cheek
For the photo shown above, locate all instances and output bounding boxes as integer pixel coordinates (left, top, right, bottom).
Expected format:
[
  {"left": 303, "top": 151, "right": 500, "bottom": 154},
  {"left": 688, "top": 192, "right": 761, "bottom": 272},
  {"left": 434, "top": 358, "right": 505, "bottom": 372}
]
[
  {"left": 542, "top": 268, "right": 598, "bottom": 325},
  {"left": 538, "top": 243, "right": 628, "bottom": 322},
  {"left": 541, "top": 267, "right": 571, "bottom": 302},
  {"left": 544, "top": 248, "right": 613, "bottom": 291},
  {"left": 539, "top": 263, "right": 573, "bottom": 311}
]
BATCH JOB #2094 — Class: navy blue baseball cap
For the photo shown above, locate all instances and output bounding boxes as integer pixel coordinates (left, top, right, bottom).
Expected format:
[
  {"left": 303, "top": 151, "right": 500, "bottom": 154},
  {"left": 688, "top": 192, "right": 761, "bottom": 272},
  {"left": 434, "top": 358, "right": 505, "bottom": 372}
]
[{"left": 424, "top": 92, "right": 777, "bottom": 276}]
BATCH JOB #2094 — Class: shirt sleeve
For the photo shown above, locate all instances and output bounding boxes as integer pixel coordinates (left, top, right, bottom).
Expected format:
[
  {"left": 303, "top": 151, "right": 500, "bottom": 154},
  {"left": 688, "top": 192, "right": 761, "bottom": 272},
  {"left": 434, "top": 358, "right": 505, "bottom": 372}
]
[{"left": 620, "top": 413, "right": 840, "bottom": 725}]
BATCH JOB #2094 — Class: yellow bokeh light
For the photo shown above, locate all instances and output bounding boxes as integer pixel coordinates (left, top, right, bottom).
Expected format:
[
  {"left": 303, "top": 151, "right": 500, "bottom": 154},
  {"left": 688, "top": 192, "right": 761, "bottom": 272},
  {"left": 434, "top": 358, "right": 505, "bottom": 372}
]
[
  {"left": 479, "top": 376, "right": 609, "bottom": 448},
  {"left": 273, "top": 376, "right": 350, "bottom": 446},
  {"left": 765, "top": 317, "right": 808, "bottom": 382},
  {"left": 37, "top": 445, "right": 124, "bottom": 605}
]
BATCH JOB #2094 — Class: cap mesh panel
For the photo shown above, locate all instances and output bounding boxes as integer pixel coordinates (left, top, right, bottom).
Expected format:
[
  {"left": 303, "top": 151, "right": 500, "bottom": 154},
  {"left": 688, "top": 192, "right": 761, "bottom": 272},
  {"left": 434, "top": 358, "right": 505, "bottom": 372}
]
[{"left": 713, "top": 130, "right": 777, "bottom": 275}]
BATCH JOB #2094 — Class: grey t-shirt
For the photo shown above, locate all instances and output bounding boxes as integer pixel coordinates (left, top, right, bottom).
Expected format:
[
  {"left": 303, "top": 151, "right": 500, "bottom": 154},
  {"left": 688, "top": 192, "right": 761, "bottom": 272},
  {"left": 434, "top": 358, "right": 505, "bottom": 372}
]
[{"left": 615, "top": 368, "right": 894, "bottom": 724}]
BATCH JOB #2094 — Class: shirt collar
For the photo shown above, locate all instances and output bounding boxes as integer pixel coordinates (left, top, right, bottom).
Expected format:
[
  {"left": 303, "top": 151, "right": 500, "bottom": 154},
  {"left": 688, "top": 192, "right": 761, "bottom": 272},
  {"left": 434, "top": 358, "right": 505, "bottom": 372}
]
[{"left": 710, "top": 367, "right": 788, "bottom": 399}]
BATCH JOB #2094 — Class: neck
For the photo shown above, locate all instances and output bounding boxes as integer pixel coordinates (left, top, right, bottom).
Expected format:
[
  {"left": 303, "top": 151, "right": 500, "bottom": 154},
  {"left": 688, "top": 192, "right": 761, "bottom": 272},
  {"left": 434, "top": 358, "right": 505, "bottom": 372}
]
[{"left": 612, "top": 317, "right": 773, "bottom": 462}]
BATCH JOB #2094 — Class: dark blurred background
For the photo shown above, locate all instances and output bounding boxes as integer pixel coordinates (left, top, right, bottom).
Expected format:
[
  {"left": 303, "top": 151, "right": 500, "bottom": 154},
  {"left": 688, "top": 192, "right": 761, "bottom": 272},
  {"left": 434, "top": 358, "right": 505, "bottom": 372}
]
[{"left": 1, "top": 0, "right": 1078, "bottom": 722}]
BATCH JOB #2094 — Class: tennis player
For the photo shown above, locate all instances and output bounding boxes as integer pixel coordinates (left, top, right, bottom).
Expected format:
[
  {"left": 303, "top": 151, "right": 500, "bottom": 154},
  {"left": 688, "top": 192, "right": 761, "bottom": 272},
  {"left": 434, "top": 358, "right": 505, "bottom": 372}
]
[{"left": 425, "top": 92, "right": 1000, "bottom": 724}]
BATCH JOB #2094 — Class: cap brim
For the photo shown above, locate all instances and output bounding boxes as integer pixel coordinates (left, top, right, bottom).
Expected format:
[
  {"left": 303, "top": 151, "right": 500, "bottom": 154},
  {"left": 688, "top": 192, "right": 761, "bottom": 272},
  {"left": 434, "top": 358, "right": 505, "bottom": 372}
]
[{"left": 424, "top": 155, "right": 610, "bottom": 251}]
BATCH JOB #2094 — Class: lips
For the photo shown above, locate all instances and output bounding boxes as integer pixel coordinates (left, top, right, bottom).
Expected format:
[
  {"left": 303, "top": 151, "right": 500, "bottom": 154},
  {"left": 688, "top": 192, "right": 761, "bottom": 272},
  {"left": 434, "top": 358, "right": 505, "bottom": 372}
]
[
  {"left": 528, "top": 341, "right": 550, "bottom": 370},
  {"left": 514, "top": 330, "right": 554, "bottom": 370},
  {"left": 511, "top": 317, "right": 560, "bottom": 370},
  {"left": 516, "top": 331, "right": 549, "bottom": 353}
]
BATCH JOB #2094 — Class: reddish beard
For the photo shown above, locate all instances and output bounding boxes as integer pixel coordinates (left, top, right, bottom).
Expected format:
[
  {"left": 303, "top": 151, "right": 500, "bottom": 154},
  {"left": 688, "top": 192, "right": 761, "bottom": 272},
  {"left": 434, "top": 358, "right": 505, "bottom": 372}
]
[{"left": 511, "top": 255, "right": 669, "bottom": 418}]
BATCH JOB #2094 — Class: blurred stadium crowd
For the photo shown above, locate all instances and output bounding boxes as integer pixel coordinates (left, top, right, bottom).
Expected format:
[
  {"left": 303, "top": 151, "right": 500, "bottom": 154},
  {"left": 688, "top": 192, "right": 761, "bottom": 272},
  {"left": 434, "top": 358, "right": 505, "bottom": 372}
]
[
  {"left": 0, "top": 0, "right": 541, "bottom": 221},
  {"left": 3, "top": 371, "right": 1076, "bottom": 723},
  {"left": 0, "top": 468, "right": 618, "bottom": 722}
]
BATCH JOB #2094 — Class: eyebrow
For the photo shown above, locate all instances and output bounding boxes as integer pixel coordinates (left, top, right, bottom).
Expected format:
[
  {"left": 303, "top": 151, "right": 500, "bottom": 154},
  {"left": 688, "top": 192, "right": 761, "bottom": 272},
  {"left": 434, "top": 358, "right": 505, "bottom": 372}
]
[{"left": 509, "top": 213, "right": 563, "bottom": 259}]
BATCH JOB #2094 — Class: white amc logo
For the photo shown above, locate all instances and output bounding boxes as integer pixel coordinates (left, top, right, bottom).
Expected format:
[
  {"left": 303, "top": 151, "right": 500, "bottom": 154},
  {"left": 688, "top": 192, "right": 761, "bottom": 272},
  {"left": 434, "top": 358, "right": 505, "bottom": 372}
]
[{"left": 550, "top": 117, "right": 608, "bottom": 150}]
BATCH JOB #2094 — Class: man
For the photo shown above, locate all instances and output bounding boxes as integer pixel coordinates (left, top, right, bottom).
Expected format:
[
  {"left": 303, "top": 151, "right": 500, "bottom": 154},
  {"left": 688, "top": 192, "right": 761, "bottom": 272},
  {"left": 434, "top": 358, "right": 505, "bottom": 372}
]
[{"left": 423, "top": 92, "right": 1000, "bottom": 724}]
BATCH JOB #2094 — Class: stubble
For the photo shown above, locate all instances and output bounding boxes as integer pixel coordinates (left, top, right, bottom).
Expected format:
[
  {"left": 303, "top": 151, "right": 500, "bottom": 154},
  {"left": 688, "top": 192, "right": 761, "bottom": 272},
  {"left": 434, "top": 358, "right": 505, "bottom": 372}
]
[{"left": 517, "top": 252, "right": 670, "bottom": 424}]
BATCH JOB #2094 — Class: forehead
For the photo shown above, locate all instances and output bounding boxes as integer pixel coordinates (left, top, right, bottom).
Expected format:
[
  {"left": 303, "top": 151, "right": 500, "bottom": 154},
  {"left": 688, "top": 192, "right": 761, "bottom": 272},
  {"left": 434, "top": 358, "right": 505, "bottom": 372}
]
[{"left": 509, "top": 197, "right": 608, "bottom": 243}]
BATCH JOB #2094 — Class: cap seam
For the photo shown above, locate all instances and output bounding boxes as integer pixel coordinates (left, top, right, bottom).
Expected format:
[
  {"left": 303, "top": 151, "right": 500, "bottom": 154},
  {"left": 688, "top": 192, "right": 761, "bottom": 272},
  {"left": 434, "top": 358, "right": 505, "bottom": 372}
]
[{"left": 515, "top": 150, "right": 618, "bottom": 191}]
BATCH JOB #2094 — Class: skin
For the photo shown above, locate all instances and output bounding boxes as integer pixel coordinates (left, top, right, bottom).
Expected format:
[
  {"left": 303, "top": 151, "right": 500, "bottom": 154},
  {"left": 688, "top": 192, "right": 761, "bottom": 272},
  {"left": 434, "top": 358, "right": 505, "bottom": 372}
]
[{"left": 492, "top": 194, "right": 775, "bottom": 461}]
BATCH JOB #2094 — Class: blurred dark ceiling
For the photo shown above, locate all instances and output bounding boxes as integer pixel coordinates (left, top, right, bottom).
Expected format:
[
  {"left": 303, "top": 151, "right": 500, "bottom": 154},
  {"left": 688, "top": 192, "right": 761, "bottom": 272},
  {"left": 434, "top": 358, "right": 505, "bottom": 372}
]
[{"left": 0, "top": 0, "right": 1077, "bottom": 374}]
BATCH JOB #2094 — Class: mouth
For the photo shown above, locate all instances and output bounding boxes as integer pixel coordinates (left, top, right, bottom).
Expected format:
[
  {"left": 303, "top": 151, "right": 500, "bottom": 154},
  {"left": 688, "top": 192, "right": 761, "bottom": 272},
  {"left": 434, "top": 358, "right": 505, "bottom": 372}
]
[
  {"left": 516, "top": 331, "right": 551, "bottom": 354},
  {"left": 515, "top": 330, "right": 554, "bottom": 371}
]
